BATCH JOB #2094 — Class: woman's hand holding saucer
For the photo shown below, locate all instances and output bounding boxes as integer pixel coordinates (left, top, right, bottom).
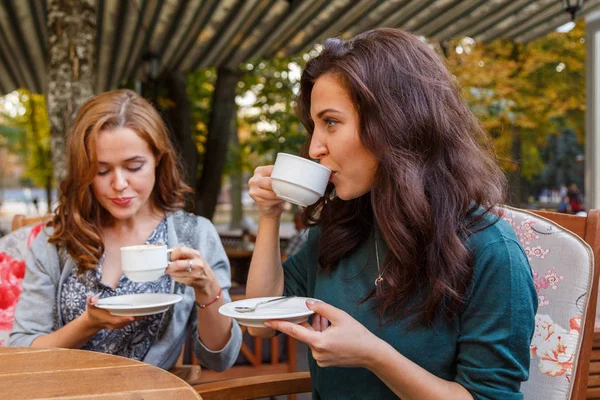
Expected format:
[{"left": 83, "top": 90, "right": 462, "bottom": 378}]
[
  {"left": 248, "top": 165, "right": 285, "bottom": 218},
  {"left": 264, "top": 300, "right": 379, "bottom": 369},
  {"left": 166, "top": 247, "right": 219, "bottom": 296},
  {"left": 84, "top": 296, "right": 138, "bottom": 330}
]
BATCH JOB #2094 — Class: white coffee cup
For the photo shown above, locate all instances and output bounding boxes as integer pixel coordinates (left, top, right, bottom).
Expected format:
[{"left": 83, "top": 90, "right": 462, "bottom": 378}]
[
  {"left": 270, "top": 153, "right": 331, "bottom": 207},
  {"left": 121, "top": 244, "right": 171, "bottom": 282}
]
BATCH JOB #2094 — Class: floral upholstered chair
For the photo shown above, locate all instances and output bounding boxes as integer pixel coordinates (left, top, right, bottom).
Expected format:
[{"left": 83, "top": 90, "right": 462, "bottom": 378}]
[
  {"left": 0, "top": 222, "right": 46, "bottom": 346},
  {"left": 499, "top": 206, "right": 600, "bottom": 400}
]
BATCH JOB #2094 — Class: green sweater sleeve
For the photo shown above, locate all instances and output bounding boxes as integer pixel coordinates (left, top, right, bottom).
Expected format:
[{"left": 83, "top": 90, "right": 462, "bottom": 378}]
[{"left": 456, "top": 237, "right": 538, "bottom": 399}]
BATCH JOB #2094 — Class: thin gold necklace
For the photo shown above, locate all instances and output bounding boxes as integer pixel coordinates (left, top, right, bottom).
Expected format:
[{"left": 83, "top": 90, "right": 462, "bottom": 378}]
[{"left": 374, "top": 234, "right": 388, "bottom": 286}]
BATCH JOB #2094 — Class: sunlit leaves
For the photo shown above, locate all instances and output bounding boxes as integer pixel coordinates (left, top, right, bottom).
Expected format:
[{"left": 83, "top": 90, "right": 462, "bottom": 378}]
[{"left": 445, "top": 21, "right": 585, "bottom": 183}]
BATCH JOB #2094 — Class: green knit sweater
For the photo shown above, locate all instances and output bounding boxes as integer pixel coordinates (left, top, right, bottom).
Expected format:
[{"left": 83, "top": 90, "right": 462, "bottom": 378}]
[{"left": 283, "top": 212, "right": 537, "bottom": 400}]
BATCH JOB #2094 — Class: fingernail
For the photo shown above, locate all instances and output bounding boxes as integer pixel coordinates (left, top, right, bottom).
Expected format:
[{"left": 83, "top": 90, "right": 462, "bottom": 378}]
[
  {"left": 306, "top": 300, "right": 316, "bottom": 306},
  {"left": 264, "top": 322, "right": 272, "bottom": 328}
]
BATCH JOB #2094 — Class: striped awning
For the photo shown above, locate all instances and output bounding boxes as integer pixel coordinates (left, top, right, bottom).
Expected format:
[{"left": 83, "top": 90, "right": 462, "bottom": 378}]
[{"left": 1, "top": 0, "right": 598, "bottom": 95}]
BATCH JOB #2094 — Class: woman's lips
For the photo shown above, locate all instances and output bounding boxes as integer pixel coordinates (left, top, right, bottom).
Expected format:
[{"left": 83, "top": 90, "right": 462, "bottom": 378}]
[
  {"left": 110, "top": 197, "right": 133, "bottom": 206},
  {"left": 329, "top": 172, "right": 336, "bottom": 182}
]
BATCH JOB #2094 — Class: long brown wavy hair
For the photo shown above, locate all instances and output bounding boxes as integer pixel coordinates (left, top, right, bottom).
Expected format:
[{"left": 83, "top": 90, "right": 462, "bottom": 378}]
[
  {"left": 297, "top": 28, "right": 507, "bottom": 326},
  {"left": 49, "top": 89, "right": 192, "bottom": 271}
]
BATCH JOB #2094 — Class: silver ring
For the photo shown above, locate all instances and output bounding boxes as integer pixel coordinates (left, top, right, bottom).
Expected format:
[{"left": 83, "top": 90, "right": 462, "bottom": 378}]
[{"left": 187, "top": 259, "right": 192, "bottom": 273}]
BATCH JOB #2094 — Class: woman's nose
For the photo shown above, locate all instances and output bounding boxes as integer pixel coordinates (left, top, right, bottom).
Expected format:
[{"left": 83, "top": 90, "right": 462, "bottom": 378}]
[
  {"left": 308, "top": 132, "right": 328, "bottom": 159},
  {"left": 112, "top": 170, "right": 128, "bottom": 192}
]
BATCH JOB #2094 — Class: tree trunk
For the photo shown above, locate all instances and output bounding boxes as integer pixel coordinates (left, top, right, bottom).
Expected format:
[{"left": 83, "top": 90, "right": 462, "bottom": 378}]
[
  {"left": 46, "top": 177, "right": 52, "bottom": 212},
  {"left": 164, "top": 72, "right": 197, "bottom": 210},
  {"left": 195, "top": 67, "right": 239, "bottom": 219},
  {"left": 46, "top": 0, "right": 96, "bottom": 186},
  {"left": 229, "top": 129, "right": 243, "bottom": 230}
]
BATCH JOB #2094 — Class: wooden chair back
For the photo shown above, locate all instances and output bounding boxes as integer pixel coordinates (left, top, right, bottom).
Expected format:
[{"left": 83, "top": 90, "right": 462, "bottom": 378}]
[{"left": 11, "top": 214, "right": 53, "bottom": 232}]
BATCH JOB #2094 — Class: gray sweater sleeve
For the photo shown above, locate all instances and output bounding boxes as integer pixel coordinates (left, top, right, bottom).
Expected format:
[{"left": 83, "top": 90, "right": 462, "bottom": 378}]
[
  {"left": 10, "top": 230, "right": 60, "bottom": 347},
  {"left": 190, "top": 217, "right": 242, "bottom": 371}
]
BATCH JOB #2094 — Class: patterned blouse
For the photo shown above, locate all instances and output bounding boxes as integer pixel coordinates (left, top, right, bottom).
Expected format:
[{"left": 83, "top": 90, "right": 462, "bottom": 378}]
[{"left": 60, "top": 219, "right": 172, "bottom": 361}]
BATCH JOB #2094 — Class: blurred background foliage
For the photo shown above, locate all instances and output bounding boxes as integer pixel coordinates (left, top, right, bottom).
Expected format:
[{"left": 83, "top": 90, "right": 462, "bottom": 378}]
[{"left": 0, "top": 21, "right": 588, "bottom": 212}]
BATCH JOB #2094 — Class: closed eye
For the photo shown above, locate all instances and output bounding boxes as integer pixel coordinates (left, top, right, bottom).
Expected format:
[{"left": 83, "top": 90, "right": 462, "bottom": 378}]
[
  {"left": 127, "top": 162, "right": 144, "bottom": 172},
  {"left": 97, "top": 162, "right": 144, "bottom": 176}
]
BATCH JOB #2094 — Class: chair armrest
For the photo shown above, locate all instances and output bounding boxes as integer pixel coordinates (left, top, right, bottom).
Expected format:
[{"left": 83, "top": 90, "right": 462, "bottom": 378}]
[
  {"left": 168, "top": 365, "right": 202, "bottom": 386},
  {"left": 193, "top": 371, "right": 311, "bottom": 400}
]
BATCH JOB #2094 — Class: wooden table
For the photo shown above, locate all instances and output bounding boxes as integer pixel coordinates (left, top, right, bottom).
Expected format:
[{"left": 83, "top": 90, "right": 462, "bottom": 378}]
[{"left": 0, "top": 347, "right": 202, "bottom": 399}]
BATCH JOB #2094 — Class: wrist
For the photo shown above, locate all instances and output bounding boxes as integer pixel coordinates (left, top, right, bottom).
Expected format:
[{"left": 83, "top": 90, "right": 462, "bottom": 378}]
[
  {"left": 363, "top": 336, "right": 391, "bottom": 371},
  {"left": 194, "top": 287, "right": 222, "bottom": 309},
  {"left": 79, "top": 312, "right": 102, "bottom": 332},
  {"left": 259, "top": 214, "right": 282, "bottom": 224},
  {"left": 194, "top": 279, "right": 221, "bottom": 298}
]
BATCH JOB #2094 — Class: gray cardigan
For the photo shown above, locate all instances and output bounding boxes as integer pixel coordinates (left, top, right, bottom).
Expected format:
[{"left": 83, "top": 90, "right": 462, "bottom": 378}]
[{"left": 10, "top": 210, "right": 242, "bottom": 371}]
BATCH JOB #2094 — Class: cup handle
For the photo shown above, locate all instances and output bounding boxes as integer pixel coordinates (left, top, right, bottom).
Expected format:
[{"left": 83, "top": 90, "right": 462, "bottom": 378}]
[{"left": 166, "top": 248, "right": 175, "bottom": 254}]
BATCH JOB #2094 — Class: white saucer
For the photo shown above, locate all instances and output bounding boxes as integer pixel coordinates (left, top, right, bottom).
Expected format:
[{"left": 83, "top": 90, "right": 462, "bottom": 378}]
[
  {"left": 219, "top": 296, "right": 316, "bottom": 328},
  {"left": 96, "top": 293, "right": 183, "bottom": 316}
]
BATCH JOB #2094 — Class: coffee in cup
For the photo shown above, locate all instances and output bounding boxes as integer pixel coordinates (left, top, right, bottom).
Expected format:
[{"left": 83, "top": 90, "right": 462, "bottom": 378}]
[
  {"left": 120, "top": 244, "right": 170, "bottom": 282},
  {"left": 270, "top": 153, "right": 331, "bottom": 207}
]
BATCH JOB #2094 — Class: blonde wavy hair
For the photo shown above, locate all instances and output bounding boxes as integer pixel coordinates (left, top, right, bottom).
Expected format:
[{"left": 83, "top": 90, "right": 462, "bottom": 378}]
[{"left": 49, "top": 89, "right": 192, "bottom": 271}]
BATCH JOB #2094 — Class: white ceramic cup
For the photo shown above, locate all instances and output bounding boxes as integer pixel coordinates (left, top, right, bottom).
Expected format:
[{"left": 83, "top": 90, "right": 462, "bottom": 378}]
[
  {"left": 120, "top": 244, "right": 170, "bottom": 282},
  {"left": 270, "top": 153, "right": 331, "bottom": 207}
]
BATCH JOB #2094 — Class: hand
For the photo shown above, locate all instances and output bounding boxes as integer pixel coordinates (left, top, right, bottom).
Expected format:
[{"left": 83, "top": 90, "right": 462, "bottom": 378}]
[
  {"left": 265, "top": 300, "right": 379, "bottom": 368},
  {"left": 84, "top": 296, "right": 138, "bottom": 330},
  {"left": 166, "top": 247, "right": 219, "bottom": 295},
  {"left": 248, "top": 165, "right": 285, "bottom": 218}
]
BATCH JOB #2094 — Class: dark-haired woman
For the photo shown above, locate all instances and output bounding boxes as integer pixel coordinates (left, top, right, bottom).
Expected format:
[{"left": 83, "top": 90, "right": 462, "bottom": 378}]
[
  {"left": 247, "top": 28, "right": 537, "bottom": 400},
  {"left": 11, "top": 89, "right": 241, "bottom": 371}
]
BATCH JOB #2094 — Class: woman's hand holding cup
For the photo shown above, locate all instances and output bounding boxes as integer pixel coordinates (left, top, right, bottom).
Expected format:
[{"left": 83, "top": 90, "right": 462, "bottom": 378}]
[
  {"left": 248, "top": 165, "right": 285, "bottom": 219},
  {"left": 166, "top": 247, "right": 220, "bottom": 297}
]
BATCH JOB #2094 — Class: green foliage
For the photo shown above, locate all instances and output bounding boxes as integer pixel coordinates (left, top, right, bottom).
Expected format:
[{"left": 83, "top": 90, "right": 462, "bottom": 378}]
[
  {"left": 237, "top": 55, "right": 309, "bottom": 169},
  {"left": 0, "top": 122, "right": 25, "bottom": 148},
  {"left": 186, "top": 55, "right": 311, "bottom": 179},
  {"left": 445, "top": 21, "right": 586, "bottom": 186},
  {"left": 0, "top": 90, "right": 53, "bottom": 188},
  {"left": 186, "top": 68, "right": 216, "bottom": 178}
]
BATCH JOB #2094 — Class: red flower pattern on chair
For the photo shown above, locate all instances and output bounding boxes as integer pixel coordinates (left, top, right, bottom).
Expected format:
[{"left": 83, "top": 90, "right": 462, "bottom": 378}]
[
  {"left": 0, "top": 252, "right": 26, "bottom": 331},
  {"left": 0, "top": 222, "right": 46, "bottom": 345},
  {"left": 531, "top": 315, "right": 581, "bottom": 381},
  {"left": 501, "top": 211, "right": 580, "bottom": 383}
]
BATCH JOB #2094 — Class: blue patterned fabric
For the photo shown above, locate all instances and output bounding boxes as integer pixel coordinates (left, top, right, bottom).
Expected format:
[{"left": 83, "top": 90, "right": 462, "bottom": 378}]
[{"left": 60, "top": 219, "right": 172, "bottom": 360}]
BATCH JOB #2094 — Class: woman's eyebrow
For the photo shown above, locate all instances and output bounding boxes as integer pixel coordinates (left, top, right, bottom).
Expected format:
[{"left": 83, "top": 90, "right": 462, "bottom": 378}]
[
  {"left": 98, "top": 156, "right": 146, "bottom": 165},
  {"left": 316, "top": 108, "right": 342, "bottom": 119}
]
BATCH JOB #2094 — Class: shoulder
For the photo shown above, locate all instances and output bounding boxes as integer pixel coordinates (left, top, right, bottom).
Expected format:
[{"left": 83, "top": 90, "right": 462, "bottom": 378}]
[
  {"left": 466, "top": 211, "right": 521, "bottom": 252},
  {"left": 307, "top": 226, "right": 322, "bottom": 240},
  {"left": 465, "top": 211, "right": 532, "bottom": 285},
  {"left": 29, "top": 226, "right": 59, "bottom": 257},
  {"left": 168, "top": 210, "right": 219, "bottom": 243},
  {"left": 303, "top": 226, "right": 321, "bottom": 248},
  {"left": 169, "top": 210, "right": 214, "bottom": 230},
  {"left": 21, "top": 225, "right": 63, "bottom": 275}
]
